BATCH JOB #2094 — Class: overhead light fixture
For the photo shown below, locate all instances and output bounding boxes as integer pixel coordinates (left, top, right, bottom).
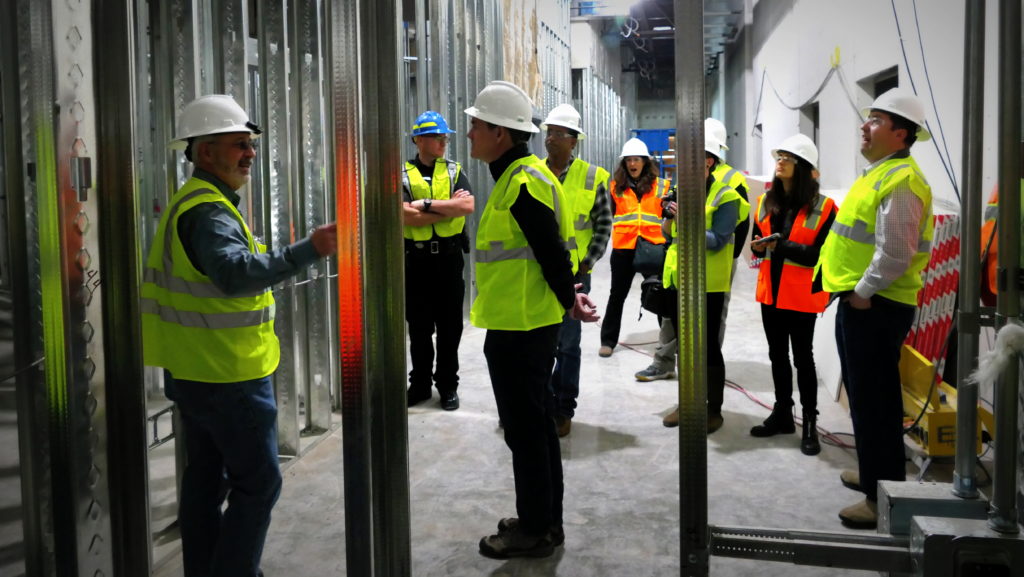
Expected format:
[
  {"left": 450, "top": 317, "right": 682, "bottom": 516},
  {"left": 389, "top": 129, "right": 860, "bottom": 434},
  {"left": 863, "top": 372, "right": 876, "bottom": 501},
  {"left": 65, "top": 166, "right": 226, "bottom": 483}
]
[{"left": 652, "top": 25, "right": 673, "bottom": 31}]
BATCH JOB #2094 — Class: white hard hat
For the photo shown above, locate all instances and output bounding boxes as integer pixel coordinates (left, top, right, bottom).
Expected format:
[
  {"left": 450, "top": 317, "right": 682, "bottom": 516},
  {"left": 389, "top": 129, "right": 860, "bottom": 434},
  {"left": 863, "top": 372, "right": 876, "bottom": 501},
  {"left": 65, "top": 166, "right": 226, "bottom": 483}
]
[
  {"left": 704, "top": 134, "right": 726, "bottom": 159},
  {"left": 619, "top": 138, "right": 651, "bottom": 158},
  {"left": 705, "top": 118, "right": 729, "bottom": 151},
  {"left": 464, "top": 80, "right": 539, "bottom": 133},
  {"left": 772, "top": 133, "right": 819, "bottom": 170},
  {"left": 862, "top": 88, "right": 931, "bottom": 141},
  {"left": 170, "top": 94, "right": 261, "bottom": 150},
  {"left": 541, "top": 104, "right": 585, "bottom": 139}
]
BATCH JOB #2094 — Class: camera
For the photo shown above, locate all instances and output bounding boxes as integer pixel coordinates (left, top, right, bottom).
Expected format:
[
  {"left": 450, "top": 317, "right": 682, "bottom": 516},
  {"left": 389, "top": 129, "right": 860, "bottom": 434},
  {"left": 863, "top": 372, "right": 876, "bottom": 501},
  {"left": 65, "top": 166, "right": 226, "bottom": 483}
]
[{"left": 660, "top": 190, "right": 677, "bottom": 211}]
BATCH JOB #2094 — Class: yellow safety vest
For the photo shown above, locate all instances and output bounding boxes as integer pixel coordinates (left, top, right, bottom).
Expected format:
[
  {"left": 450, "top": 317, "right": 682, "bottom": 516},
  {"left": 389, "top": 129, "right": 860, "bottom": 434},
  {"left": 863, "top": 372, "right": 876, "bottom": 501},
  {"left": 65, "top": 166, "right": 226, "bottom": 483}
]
[
  {"left": 402, "top": 159, "right": 465, "bottom": 240},
  {"left": 663, "top": 180, "right": 749, "bottom": 293},
  {"left": 471, "top": 155, "right": 577, "bottom": 330},
  {"left": 818, "top": 156, "right": 934, "bottom": 306},
  {"left": 713, "top": 162, "right": 748, "bottom": 193},
  {"left": 560, "top": 158, "right": 609, "bottom": 270},
  {"left": 141, "top": 177, "right": 279, "bottom": 382}
]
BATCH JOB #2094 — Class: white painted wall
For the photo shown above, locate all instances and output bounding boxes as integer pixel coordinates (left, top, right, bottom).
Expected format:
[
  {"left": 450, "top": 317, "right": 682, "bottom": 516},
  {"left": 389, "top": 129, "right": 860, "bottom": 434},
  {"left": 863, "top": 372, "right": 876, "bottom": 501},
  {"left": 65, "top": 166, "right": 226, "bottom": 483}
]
[{"left": 720, "top": 0, "right": 1007, "bottom": 211}]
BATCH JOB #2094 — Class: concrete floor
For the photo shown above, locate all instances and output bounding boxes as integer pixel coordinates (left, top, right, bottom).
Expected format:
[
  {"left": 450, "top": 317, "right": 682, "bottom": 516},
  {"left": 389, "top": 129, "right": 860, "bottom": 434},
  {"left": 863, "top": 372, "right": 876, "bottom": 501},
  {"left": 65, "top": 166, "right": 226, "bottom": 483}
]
[{"left": 153, "top": 255, "right": 987, "bottom": 576}]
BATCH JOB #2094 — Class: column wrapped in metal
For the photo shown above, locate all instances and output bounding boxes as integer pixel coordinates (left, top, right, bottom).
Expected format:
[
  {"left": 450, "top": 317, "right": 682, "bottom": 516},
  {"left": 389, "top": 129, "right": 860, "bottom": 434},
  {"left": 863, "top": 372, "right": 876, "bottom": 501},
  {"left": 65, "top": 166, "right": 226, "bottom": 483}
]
[
  {"left": 259, "top": 0, "right": 303, "bottom": 456},
  {"left": 18, "top": 0, "right": 117, "bottom": 573},
  {"left": 990, "top": 0, "right": 1021, "bottom": 534},
  {"left": 165, "top": 0, "right": 201, "bottom": 187},
  {"left": 3, "top": 2, "right": 47, "bottom": 573},
  {"left": 213, "top": 0, "right": 249, "bottom": 106},
  {"left": 953, "top": 0, "right": 985, "bottom": 500},
  {"left": 290, "top": 0, "right": 333, "bottom": 433},
  {"left": 94, "top": 0, "right": 153, "bottom": 573},
  {"left": 673, "top": 0, "right": 709, "bottom": 574}
]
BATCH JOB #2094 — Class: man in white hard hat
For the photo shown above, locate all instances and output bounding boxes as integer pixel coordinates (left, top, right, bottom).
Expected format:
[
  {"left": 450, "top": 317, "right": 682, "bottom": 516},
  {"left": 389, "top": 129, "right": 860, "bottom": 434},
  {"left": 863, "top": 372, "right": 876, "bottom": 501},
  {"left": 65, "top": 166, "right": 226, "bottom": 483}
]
[
  {"left": 816, "top": 88, "right": 934, "bottom": 529},
  {"left": 466, "top": 81, "right": 599, "bottom": 559},
  {"left": 141, "top": 94, "right": 337, "bottom": 577},
  {"left": 636, "top": 118, "right": 749, "bottom": 385},
  {"left": 402, "top": 110, "right": 474, "bottom": 411},
  {"left": 541, "top": 103, "right": 612, "bottom": 437}
]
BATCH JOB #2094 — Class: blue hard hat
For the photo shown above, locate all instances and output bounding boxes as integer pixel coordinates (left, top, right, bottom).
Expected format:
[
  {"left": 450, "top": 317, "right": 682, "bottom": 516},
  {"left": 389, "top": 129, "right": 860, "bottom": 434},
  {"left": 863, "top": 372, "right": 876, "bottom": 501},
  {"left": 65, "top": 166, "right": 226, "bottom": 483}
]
[{"left": 412, "top": 110, "right": 455, "bottom": 136}]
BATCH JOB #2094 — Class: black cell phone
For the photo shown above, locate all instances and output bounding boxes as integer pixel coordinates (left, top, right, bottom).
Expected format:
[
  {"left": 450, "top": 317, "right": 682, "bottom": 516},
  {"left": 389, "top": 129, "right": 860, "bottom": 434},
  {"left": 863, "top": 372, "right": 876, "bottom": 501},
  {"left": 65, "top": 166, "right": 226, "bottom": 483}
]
[{"left": 754, "top": 232, "right": 781, "bottom": 244}]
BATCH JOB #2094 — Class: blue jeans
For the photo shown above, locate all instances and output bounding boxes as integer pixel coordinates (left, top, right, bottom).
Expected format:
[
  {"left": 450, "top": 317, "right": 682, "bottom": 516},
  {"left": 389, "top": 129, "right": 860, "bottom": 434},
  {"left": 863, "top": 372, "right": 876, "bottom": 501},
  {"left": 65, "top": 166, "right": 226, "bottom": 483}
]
[
  {"left": 835, "top": 297, "right": 914, "bottom": 501},
  {"left": 165, "top": 372, "right": 283, "bottom": 577},
  {"left": 550, "top": 273, "right": 591, "bottom": 418}
]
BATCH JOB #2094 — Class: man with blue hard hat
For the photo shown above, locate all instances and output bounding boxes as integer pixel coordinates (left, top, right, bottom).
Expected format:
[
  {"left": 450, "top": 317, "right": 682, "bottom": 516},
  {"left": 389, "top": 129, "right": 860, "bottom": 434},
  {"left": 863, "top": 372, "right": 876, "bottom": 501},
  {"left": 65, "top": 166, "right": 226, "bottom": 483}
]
[{"left": 403, "top": 110, "right": 474, "bottom": 411}]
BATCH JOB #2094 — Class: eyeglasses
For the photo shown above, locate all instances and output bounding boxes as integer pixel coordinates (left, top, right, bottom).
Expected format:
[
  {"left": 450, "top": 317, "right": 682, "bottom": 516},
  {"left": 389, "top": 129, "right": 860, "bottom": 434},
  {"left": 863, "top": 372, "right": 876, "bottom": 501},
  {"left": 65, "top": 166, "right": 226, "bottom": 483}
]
[
  {"left": 864, "top": 115, "right": 888, "bottom": 128},
  {"left": 216, "top": 140, "right": 259, "bottom": 152},
  {"left": 419, "top": 134, "right": 449, "bottom": 143},
  {"left": 545, "top": 131, "right": 576, "bottom": 140},
  {"left": 775, "top": 154, "right": 797, "bottom": 165}
]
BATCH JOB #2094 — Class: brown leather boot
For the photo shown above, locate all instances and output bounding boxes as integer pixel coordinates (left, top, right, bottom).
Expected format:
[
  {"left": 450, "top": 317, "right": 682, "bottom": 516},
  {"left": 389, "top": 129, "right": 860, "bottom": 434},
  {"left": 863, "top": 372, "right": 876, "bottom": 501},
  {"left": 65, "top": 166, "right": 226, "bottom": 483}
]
[
  {"left": 838, "top": 498, "right": 877, "bottom": 529},
  {"left": 662, "top": 407, "right": 680, "bottom": 428}
]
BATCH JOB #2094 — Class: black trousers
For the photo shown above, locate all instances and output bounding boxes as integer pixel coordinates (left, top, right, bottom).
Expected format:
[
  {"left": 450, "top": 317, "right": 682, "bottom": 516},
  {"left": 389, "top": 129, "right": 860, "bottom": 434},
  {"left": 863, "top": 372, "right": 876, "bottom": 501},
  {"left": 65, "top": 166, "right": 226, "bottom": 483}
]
[
  {"left": 601, "top": 248, "right": 657, "bottom": 348},
  {"left": 759, "top": 303, "right": 819, "bottom": 412},
  {"left": 405, "top": 249, "right": 465, "bottom": 394},
  {"left": 484, "top": 325, "right": 563, "bottom": 536},
  {"left": 667, "top": 291, "right": 726, "bottom": 414},
  {"left": 836, "top": 297, "right": 915, "bottom": 501}
]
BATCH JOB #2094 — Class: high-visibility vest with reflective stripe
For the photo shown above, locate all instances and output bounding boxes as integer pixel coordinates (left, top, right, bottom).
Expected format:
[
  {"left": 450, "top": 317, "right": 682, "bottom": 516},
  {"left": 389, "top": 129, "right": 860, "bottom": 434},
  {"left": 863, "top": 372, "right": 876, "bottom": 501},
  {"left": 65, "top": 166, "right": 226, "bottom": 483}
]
[
  {"left": 663, "top": 180, "right": 749, "bottom": 292},
  {"left": 755, "top": 193, "right": 835, "bottom": 313},
  {"left": 402, "top": 159, "right": 464, "bottom": 240},
  {"left": 713, "top": 162, "right": 748, "bottom": 194},
  {"left": 818, "top": 157, "right": 934, "bottom": 306},
  {"left": 979, "top": 180, "right": 1024, "bottom": 297},
  {"left": 610, "top": 177, "right": 670, "bottom": 249},
  {"left": 141, "top": 177, "right": 279, "bottom": 382},
  {"left": 561, "top": 158, "right": 609, "bottom": 268},
  {"left": 471, "top": 155, "right": 577, "bottom": 330}
]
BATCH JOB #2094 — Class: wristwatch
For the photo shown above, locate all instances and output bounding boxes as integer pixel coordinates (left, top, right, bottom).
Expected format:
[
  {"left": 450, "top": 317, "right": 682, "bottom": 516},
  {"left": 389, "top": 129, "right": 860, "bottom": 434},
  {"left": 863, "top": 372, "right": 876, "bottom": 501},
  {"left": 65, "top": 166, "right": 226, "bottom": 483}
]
[{"left": 422, "top": 198, "right": 433, "bottom": 212}]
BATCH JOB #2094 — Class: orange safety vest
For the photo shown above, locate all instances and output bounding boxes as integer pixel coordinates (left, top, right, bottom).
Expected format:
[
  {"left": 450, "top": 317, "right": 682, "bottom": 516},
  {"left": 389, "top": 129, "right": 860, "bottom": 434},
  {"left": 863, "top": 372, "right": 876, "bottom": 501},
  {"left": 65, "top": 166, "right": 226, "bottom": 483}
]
[
  {"left": 980, "top": 187, "right": 1000, "bottom": 304},
  {"left": 755, "top": 193, "right": 836, "bottom": 313},
  {"left": 610, "top": 178, "right": 670, "bottom": 249}
]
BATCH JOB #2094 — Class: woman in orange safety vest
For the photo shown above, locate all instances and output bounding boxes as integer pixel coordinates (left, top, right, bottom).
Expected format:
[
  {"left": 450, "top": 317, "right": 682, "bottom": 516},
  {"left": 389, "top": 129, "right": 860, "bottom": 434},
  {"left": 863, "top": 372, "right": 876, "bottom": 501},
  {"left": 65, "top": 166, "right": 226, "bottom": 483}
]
[
  {"left": 749, "top": 134, "right": 836, "bottom": 456},
  {"left": 599, "top": 138, "right": 671, "bottom": 357}
]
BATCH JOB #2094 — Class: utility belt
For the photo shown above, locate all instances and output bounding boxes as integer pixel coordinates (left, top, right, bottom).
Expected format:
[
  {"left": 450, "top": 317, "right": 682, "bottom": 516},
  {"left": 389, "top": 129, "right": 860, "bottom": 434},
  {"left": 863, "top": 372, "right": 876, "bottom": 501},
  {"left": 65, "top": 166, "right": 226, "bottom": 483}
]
[{"left": 405, "top": 235, "right": 465, "bottom": 256}]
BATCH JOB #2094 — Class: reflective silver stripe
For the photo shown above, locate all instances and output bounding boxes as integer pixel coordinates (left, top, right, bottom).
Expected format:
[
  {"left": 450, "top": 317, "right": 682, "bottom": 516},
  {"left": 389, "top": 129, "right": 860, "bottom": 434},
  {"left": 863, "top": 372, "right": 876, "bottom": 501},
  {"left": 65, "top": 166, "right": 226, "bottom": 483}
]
[
  {"left": 709, "top": 184, "right": 735, "bottom": 208},
  {"left": 757, "top": 197, "right": 768, "bottom": 221},
  {"left": 830, "top": 219, "right": 874, "bottom": 244},
  {"left": 447, "top": 161, "right": 459, "bottom": 195},
  {"left": 918, "top": 238, "right": 932, "bottom": 253},
  {"left": 984, "top": 204, "right": 998, "bottom": 221},
  {"left": 613, "top": 214, "right": 635, "bottom": 223},
  {"left": 574, "top": 215, "right": 592, "bottom": 231},
  {"left": 565, "top": 236, "right": 578, "bottom": 251},
  {"left": 722, "top": 169, "right": 738, "bottom": 185},
  {"left": 640, "top": 214, "right": 662, "bottom": 224},
  {"left": 476, "top": 242, "right": 536, "bottom": 264},
  {"left": 140, "top": 297, "right": 274, "bottom": 329},
  {"left": 143, "top": 267, "right": 267, "bottom": 299},
  {"left": 873, "top": 164, "right": 912, "bottom": 191},
  {"left": 803, "top": 195, "right": 828, "bottom": 230},
  {"left": 584, "top": 163, "right": 598, "bottom": 190},
  {"left": 402, "top": 168, "right": 411, "bottom": 193}
]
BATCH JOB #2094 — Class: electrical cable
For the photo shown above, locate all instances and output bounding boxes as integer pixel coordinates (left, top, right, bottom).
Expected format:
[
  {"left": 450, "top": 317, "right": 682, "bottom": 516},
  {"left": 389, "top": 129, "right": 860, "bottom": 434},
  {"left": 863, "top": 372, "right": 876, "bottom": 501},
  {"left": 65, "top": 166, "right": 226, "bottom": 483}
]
[
  {"left": 889, "top": 0, "right": 960, "bottom": 199},
  {"left": 911, "top": 0, "right": 960, "bottom": 201},
  {"left": 0, "top": 356, "right": 45, "bottom": 385}
]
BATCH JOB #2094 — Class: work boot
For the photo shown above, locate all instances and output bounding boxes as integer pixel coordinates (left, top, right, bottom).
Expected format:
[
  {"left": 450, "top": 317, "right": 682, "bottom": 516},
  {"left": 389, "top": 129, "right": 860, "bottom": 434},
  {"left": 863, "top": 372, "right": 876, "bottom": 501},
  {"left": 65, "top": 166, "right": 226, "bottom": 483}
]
[
  {"left": 635, "top": 365, "right": 675, "bottom": 382},
  {"left": 479, "top": 525, "right": 555, "bottom": 559},
  {"left": 838, "top": 498, "right": 877, "bottom": 529},
  {"left": 598, "top": 345, "right": 614, "bottom": 357},
  {"left": 407, "top": 387, "right": 431, "bottom": 407},
  {"left": 840, "top": 470, "right": 862, "bottom": 492},
  {"left": 749, "top": 402, "right": 796, "bottom": 437},
  {"left": 662, "top": 406, "right": 679, "bottom": 428},
  {"left": 707, "top": 412, "right": 724, "bottom": 434},
  {"left": 800, "top": 409, "right": 821, "bottom": 455},
  {"left": 555, "top": 415, "right": 572, "bottom": 438},
  {"left": 497, "top": 517, "right": 565, "bottom": 547}
]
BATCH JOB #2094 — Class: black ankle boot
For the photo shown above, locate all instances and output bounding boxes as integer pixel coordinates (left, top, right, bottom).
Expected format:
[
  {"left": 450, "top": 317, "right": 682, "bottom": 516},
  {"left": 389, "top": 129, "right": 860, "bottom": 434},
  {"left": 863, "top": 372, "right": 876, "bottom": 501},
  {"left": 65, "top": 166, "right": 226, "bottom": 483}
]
[
  {"left": 750, "top": 402, "right": 795, "bottom": 437},
  {"left": 801, "top": 409, "right": 821, "bottom": 455}
]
